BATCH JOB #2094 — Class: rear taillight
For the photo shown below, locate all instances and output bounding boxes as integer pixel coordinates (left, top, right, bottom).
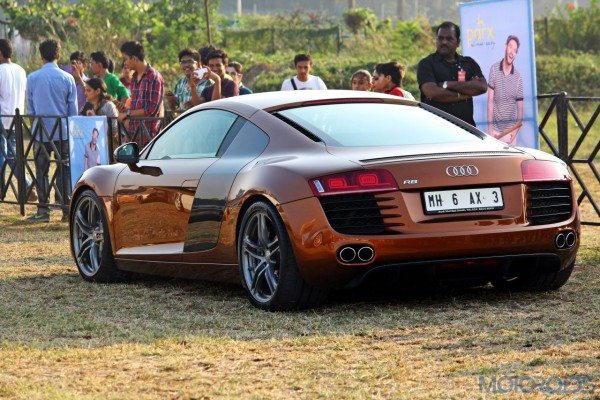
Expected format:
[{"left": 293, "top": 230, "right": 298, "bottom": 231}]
[
  {"left": 521, "top": 160, "right": 570, "bottom": 182},
  {"left": 310, "top": 169, "right": 398, "bottom": 197}
]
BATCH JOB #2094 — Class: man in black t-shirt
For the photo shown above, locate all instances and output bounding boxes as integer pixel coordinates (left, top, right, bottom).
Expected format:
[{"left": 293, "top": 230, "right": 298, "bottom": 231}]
[{"left": 417, "top": 21, "right": 487, "bottom": 126}]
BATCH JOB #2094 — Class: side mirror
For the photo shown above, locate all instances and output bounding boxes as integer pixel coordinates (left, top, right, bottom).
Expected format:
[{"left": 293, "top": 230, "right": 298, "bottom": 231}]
[{"left": 114, "top": 142, "right": 140, "bottom": 164}]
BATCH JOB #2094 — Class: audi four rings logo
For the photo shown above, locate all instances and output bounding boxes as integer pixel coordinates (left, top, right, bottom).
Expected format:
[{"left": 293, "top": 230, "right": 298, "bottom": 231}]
[{"left": 446, "top": 165, "right": 480, "bottom": 177}]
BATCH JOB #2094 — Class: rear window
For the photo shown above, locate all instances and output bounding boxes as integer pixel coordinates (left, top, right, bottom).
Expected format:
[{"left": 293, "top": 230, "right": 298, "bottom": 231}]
[{"left": 277, "top": 103, "right": 481, "bottom": 147}]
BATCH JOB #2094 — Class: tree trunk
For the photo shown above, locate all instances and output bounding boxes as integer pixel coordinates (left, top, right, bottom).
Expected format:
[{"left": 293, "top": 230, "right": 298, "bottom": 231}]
[
  {"left": 397, "top": 0, "right": 404, "bottom": 20},
  {"left": 204, "top": 0, "right": 212, "bottom": 45},
  {"left": 348, "top": 0, "right": 356, "bottom": 9}
]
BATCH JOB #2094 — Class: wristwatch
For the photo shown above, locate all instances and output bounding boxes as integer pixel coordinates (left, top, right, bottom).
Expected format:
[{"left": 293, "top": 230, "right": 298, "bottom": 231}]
[{"left": 442, "top": 81, "right": 448, "bottom": 89}]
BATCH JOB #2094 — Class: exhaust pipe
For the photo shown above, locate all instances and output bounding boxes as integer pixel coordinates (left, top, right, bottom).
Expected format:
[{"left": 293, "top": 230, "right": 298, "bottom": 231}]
[
  {"left": 565, "top": 231, "right": 576, "bottom": 248},
  {"left": 555, "top": 233, "right": 566, "bottom": 249},
  {"left": 339, "top": 246, "right": 356, "bottom": 263},
  {"left": 357, "top": 246, "right": 374, "bottom": 262}
]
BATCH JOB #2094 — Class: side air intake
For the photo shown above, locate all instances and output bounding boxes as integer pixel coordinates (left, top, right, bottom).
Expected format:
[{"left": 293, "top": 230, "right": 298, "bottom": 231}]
[
  {"left": 526, "top": 182, "right": 573, "bottom": 225},
  {"left": 319, "top": 193, "right": 402, "bottom": 235}
]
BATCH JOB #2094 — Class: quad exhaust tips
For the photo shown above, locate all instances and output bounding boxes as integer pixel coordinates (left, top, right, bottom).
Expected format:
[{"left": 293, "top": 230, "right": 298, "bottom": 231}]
[
  {"left": 338, "top": 245, "right": 375, "bottom": 263},
  {"left": 555, "top": 230, "right": 576, "bottom": 249}
]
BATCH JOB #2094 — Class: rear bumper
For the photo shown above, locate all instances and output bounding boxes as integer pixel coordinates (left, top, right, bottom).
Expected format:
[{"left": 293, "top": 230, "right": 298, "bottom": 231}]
[
  {"left": 343, "top": 253, "right": 564, "bottom": 289},
  {"left": 278, "top": 197, "right": 580, "bottom": 288}
]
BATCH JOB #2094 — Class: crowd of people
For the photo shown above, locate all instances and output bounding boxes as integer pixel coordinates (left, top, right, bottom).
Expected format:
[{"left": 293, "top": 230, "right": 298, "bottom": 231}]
[{"left": 0, "top": 19, "right": 518, "bottom": 222}]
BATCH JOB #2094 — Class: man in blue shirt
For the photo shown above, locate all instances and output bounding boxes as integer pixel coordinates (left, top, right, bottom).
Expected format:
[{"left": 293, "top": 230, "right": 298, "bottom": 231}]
[{"left": 26, "top": 39, "right": 78, "bottom": 222}]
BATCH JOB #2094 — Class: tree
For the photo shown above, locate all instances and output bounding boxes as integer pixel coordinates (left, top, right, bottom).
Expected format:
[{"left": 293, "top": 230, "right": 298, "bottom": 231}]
[
  {"left": 342, "top": 7, "right": 377, "bottom": 36},
  {"left": 74, "top": 0, "right": 146, "bottom": 57},
  {"left": 143, "top": 0, "right": 221, "bottom": 65},
  {"left": 0, "top": 0, "right": 75, "bottom": 41}
]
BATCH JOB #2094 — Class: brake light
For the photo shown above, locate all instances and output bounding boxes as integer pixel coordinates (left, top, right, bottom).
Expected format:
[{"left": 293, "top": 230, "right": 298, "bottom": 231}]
[
  {"left": 521, "top": 160, "right": 570, "bottom": 182},
  {"left": 310, "top": 169, "right": 398, "bottom": 196}
]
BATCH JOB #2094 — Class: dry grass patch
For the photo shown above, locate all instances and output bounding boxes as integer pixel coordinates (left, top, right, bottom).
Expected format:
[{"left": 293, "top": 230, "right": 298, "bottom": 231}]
[{"left": 0, "top": 203, "right": 599, "bottom": 399}]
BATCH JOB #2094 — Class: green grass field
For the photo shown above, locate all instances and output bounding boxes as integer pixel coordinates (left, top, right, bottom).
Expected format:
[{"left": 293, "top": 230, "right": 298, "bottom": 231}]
[{"left": 0, "top": 201, "right": 598, "bottom": 399}]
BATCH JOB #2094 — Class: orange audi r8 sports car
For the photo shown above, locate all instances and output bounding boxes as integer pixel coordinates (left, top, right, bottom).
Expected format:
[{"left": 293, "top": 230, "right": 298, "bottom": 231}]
[{"left": 69, "top": 91, "right": 579, "bottom": 310}]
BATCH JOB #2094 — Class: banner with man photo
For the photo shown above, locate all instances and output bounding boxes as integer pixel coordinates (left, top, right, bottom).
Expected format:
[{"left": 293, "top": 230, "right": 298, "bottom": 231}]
[
  {"left": 68, "top": 116, "right": 110, "bottom": 188},
  {"left": 459, "top": 0, "right": 539, "bottom": 148}
]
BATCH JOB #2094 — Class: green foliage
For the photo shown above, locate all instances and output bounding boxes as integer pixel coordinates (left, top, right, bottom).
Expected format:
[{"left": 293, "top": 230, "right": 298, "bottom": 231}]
[
  {"left": 342, "top": 7, "right": 376, "bottom": 36},
  {"left": 536, "top": 52, "right": 600, "bottom": 96},
  {"left": 1, "top": 0, "right": 219, "bottom": 69},
  {"left": 376, "top": 18, "right": 393, "bottom": 33},
  {"left": 221, "top": 9, "right": 340, "bottom": 56},
  {"left": 535, "top": 0, "right": 599, "bottom": 54},
  {"left": 223, "top": 26, "right": 340, "bottom": 56},
  {"left": 224, "top": 9, "right": 337, "bottom": 31},
  {"left": 71, "top": 0, "right": 147, "bottom": 61},
  {"left": 392, "top": 17, "right": 433, "bottom": 51},
  {"left": 235, "top": 15, "right": 433, "bottom": 94},
  {"left": 145, "top": 0, "right": 220, "bottom": 65},
  {"left": 0, "top": 0, "right": 76, "bottom": 41}
]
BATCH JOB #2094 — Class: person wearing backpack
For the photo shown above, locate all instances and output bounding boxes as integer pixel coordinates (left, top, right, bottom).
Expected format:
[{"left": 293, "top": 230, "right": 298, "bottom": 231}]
[{"left": 280, "top": 53, "right": 327, "bottom": 91}]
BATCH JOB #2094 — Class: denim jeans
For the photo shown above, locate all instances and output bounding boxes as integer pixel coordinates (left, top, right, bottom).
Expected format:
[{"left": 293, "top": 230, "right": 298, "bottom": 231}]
[
  {"left": 0, "top": 129, "right": 32, "bottom": 199},
  {"left": 33, "top": 140, "right": 70, "bottom": 215}
]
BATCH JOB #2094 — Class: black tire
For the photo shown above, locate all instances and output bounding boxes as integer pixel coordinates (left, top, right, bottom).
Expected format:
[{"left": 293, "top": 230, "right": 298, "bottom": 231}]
[
  {"left": 492, "top": 260, "right": 575, "bottom": 292},
  {"left": 237, "top": 200, "right": 328, "bottom": 311},
  {"left": 70, "top": 189, "right": 128, "bottom": 282}
]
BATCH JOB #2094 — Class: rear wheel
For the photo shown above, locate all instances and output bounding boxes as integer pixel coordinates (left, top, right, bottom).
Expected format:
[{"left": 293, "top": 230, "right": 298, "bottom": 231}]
[
  {"left": 237, "top": 200, "right": 328, "bottom": 311},
  {"left": 71, "top": 189, "right": 128, "bottom": 282},
  {"left": 492, "top": 260, "right": 574, "bottom": 291}
]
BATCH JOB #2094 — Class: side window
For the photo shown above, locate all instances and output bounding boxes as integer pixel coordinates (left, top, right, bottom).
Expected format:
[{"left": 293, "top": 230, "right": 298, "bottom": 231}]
[
  {"left": 146, "top": 109, "right": 237, "bottom": 160},
  {"left": 221, "top": 120, "right": 269, "bottom": 158}
]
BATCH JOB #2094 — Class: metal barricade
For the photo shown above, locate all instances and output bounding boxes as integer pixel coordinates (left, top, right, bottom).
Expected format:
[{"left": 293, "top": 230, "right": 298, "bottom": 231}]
[
  {"left": 538, "top": 93, "right": 600, "bottom": 226},
  {"left": 0, "top": 111, "right": 173, "bottom": 216}
]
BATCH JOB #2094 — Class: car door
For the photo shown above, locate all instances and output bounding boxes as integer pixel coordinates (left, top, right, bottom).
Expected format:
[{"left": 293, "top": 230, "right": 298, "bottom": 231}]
[{"left": 112, "top": 109, "right": 239, "bottom": 261}]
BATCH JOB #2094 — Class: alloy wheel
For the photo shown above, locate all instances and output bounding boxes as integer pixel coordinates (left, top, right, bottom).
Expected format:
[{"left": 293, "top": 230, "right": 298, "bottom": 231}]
[
  {"left": 241, "top": 210, "right": 281, "bottom": 303},
  {"left": 72, "top": 196, "right": 105, "bottom": 277}
]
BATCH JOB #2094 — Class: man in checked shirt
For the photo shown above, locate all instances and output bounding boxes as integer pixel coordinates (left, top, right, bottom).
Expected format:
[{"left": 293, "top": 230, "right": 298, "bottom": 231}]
[{"left": 117, "top": 40, "right": 164, "bottom": 145}]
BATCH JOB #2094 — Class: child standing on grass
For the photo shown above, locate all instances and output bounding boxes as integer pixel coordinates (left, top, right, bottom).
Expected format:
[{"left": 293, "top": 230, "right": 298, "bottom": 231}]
[{"left": 350, "top": 69, "right": 373, "bottom": 91}]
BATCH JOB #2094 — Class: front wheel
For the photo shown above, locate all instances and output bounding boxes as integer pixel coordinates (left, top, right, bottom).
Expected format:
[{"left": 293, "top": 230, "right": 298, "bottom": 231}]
[
  {"left": 70, "top": 189, "right": 127, "bottom": 282},
  {"left": 237, "top": 200, "right": 327, "bottom": 311}
]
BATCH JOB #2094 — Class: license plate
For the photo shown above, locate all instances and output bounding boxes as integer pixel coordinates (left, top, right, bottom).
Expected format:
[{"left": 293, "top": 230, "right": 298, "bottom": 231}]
[{"left": 423, "top": 187, "right": 504, "bottom": 214}]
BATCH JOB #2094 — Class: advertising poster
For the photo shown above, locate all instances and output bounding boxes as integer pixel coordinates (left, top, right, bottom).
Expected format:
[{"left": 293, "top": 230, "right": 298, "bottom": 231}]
[
  {"left": 68, "top": 116, "right": 110, "bottom": 188},
  {"left": 459, "top": 0, "right": 539, "bottom": 148}
]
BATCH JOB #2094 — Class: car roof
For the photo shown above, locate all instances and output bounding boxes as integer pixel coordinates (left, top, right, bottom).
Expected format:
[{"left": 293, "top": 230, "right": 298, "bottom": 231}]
[{"left": 195, "top": 90, "right": 418, "bottom": 115}]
